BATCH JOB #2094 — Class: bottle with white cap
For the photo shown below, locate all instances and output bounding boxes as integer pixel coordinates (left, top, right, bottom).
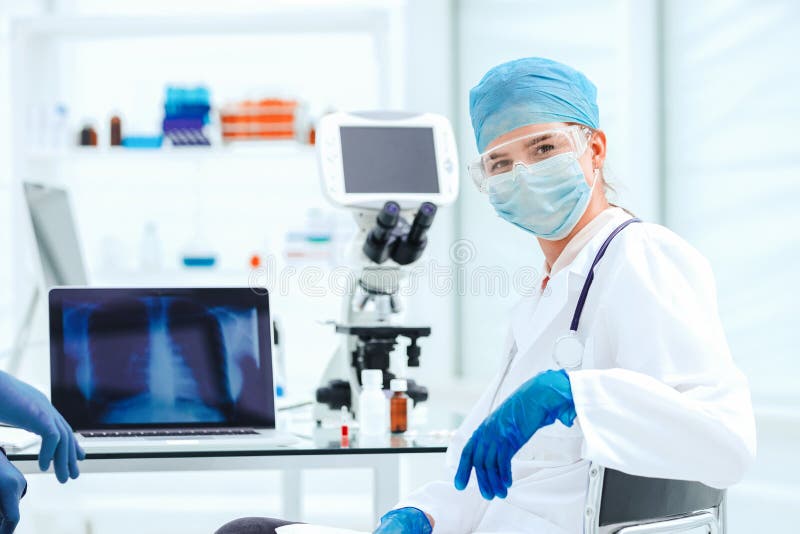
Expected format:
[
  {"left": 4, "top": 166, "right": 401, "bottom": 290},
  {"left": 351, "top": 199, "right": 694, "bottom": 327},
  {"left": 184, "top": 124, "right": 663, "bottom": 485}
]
[{"left": 358, "top": 369, "right": 388, "bottom": 436}]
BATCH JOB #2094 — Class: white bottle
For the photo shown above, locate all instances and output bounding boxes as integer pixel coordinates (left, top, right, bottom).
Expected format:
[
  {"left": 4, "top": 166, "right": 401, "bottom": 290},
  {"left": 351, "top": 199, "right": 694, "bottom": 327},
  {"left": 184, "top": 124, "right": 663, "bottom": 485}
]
[
  {"left": 358, "top": 369, "right": 388, "bottom": 436},
  {"left": 139, "top": 222, "right": 163, "bottom": 272},
  {"left": 51, "top": 103, "right": 69, "bottom": 149}
]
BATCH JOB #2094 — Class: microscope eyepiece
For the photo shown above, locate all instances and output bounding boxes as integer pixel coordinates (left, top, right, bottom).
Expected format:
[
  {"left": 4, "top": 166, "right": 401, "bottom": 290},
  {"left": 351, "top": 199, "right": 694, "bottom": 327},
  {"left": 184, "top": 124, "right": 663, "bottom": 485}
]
[
  {"left": 375, "top": 201, "right": 400, "bottom": 236},
  {"left": 364, "top": 201, "right": 401, "bottom": 264},
  {"left": 419, "top": 202, "right": 436, "bottom": 217},
  {"left": 407, "top": 202, "right": 437, "bottom": 244},
  {"left": 390, "top": 202, "right": 437, "bottom": 265},
  {"left": 379, "top": 199, "right": 398, "bottom": 219}
]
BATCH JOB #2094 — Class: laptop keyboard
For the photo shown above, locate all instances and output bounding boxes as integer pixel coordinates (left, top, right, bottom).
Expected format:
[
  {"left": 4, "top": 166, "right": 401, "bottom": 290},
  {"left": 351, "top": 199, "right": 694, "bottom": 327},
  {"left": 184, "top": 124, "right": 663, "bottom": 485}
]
[{"left": 80, "top": 428, "right": 259, "bottom": 438}]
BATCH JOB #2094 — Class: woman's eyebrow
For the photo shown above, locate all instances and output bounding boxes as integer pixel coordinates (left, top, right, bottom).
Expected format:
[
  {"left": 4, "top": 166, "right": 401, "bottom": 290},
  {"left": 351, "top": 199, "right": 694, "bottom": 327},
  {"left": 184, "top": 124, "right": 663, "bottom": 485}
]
[
  {"left": 488, "top": 134, "right": 556, "bottom": 160},
  {"left": 524, "top": 134, "right": 553, "bottom": 147}
]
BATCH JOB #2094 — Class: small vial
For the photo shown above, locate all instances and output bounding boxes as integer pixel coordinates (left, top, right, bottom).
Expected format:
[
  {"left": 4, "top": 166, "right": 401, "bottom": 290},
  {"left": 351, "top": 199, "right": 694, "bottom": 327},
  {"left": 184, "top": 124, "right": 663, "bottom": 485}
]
[
  {"left": 340, "top": 405, "right": 350, "bottom": 448},
  {"left": 80, "top": 124, "right": 98, "bottom": 146},
  {"left": 340, "top": 405, "right": 350, "bottom": 433},
  {"left": 110, "top": 115, "right": 122, "bottom": 146},
  {"left": 390, "top": 378, "right": 409, "bottom": 434}
]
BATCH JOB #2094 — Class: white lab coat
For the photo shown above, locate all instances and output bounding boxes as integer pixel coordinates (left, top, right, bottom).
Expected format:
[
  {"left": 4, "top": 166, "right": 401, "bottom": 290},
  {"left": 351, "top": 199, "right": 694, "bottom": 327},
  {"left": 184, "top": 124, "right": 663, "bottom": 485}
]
[{"left": 395, "top": 210, "right": 756, "bottom": 533}]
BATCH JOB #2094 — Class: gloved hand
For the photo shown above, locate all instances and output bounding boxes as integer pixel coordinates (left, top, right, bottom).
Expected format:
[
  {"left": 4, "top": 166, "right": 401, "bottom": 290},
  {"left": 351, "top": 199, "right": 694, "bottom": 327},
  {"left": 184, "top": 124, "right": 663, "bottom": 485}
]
[
  {"left": 0, "top": 371, "right": 85, "bottom": 483},
  {"left": 454, "top": 369, "right": 576, "bottom": 500},
  {"left": 374, "top": 507, "right": 432, "bottom": 534},
  {"left": 0, "top": 449, "right": 27, "bottom": 534}
]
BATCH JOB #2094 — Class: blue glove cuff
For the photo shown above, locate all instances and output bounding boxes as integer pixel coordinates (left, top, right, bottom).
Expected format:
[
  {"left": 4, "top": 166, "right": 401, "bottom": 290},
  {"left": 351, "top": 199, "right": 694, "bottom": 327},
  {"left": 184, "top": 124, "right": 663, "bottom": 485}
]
[
  {"left": 0, "top": 445, "right": 27, "bottom": 498},
  {"left": 378, "top": 507, "right": 432, "bottom": 534},
  {"left": 549, "top": 369, "right": 577, "bottom": 427}
]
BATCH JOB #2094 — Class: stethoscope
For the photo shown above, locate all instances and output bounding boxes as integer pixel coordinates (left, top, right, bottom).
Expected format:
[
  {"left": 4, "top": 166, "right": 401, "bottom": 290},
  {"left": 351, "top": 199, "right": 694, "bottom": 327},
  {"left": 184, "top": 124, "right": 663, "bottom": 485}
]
[
  {"left": 552, "top": 217, "right": 642, "bottom": 370},
  {"left": 488, "top": 217, "right": 642, "bottom": 412}
]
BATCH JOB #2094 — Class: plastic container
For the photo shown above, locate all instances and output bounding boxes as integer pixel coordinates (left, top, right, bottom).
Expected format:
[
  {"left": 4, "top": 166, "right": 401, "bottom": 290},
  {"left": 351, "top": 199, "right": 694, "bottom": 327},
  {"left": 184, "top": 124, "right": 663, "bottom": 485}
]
[
  {"left": 358, "top": 369, "right": 388, "bottom": 437},
  {"left": 181, "top": 255, "right": 217, "bottom": 268},
  {"left": 219, "top": 98, "right": 302, "bottom": 142},
  {"left": 121, "top": 135, "right": 163, "bottom": 149}
]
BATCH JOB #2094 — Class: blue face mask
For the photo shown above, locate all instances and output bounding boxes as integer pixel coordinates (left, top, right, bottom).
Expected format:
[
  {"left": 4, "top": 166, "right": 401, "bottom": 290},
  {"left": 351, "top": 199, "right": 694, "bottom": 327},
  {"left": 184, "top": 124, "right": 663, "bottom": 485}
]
[{"left": 488, "top": 152, "right": 594, "bottom": 240}]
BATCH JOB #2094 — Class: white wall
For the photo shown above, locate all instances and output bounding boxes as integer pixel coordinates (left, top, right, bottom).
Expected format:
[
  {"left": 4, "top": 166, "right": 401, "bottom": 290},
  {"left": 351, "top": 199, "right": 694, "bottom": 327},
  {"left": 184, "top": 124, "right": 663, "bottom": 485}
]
[
  {"left": 662, "top": 0, "right": 800, "bottom": 402},
  {"left": 0, "top": 5, "right": 12, "bottom": 349},
  {"left": 0, "top": 0, "right": 53, "bottom": 358},
  {"left": 661, "top": 1, "right": 800, "bottom": 529}
]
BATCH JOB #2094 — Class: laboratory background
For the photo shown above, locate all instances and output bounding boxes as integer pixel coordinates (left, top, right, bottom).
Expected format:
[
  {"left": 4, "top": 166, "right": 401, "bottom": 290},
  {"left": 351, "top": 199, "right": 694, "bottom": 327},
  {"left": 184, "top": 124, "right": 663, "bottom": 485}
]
[{"left": 0, "top": 0, "right": 797, "bottom": 533}]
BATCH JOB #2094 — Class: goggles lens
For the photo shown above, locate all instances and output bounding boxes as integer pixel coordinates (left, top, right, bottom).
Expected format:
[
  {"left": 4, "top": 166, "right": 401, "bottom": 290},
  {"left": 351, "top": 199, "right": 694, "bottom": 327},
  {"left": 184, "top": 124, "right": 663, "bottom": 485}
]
[{"left": 468, "top": 126, "right": 590, "bottom": 193}]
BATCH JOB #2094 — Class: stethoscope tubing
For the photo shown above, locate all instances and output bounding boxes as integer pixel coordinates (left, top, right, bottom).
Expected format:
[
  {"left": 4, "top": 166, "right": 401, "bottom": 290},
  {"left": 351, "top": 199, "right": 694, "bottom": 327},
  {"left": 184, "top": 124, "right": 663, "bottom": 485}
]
[
  {"left": 569, "top": 217, "right": 642, "bottom": 332},
  {"left": 490, "top": 217, "right": 643, "bottom": 410}
]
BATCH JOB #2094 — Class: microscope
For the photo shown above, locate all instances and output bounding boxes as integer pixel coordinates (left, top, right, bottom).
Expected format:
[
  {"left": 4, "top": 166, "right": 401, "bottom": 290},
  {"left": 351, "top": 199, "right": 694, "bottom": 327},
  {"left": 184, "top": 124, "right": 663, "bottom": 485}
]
[{"left": 313, "top": 111, "right": 459, "bottom": 423}]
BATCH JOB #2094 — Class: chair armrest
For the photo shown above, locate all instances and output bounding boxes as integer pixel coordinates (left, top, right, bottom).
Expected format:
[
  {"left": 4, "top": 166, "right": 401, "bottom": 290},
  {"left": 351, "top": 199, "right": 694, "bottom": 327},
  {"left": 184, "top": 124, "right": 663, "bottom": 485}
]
[
  {"left": 599, "top": 468, "right": 724, "bottom": 526},
  {"left": 617, "top": 510, "right": 718, "bottom": 533}
]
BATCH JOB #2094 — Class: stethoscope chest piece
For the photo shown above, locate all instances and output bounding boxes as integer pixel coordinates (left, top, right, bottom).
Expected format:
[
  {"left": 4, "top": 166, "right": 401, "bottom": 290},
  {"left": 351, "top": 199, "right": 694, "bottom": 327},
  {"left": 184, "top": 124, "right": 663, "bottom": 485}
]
[{"left": 553, "top": 330, "right": 584, "bottom": 370}]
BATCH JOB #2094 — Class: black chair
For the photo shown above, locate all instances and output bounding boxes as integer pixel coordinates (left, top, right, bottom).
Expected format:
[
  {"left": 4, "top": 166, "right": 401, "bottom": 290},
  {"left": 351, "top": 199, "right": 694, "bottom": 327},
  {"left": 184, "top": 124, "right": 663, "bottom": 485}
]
[{"left": 584, "top": 463, "right": 726, "bottom": 533}]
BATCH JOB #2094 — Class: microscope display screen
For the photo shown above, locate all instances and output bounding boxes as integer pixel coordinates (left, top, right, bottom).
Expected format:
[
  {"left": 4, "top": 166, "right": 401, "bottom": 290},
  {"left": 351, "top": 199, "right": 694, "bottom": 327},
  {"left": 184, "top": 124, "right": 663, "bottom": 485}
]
[{"left": 339, "top": 126, "right": 440, "bottom": 194}]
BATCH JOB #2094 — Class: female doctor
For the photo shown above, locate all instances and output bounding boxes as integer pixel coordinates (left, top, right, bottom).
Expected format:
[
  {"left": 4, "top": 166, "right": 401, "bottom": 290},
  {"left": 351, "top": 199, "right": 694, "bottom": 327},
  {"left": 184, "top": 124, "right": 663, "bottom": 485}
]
[
  {"left": 373, "top": 57, "right": 756, "bottom": 533},
  {"left": 215, "top": 57, "right": 756, "bottom": 534}
]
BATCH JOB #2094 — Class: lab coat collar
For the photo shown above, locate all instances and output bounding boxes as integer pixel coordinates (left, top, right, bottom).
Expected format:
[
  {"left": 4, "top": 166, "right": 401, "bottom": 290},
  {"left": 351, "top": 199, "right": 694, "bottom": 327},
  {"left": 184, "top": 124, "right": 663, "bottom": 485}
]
[
  {"left": 566, "top": 207, "right": 633, "bottom": 281},
  {"left": 511, "top": 208, "right": 633, "bottom": 359},
  {"left": 546, "top": 207, "right": 624, "bottom": 277}
]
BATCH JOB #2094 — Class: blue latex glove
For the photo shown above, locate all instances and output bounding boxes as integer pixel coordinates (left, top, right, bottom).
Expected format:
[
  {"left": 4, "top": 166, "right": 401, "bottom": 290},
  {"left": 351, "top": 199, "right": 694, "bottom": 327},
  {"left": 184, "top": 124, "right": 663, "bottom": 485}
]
[
  {"left": 0, "top": 371, "right": 84, "bottom": 483},
  {"left": 455, "top": 369, "right": 576, "bottom": 500},
  {"left": 374, "top": 507, "right": 432, "bottom": 534},
  {"left": 0, "top": 450, "right": 26, "bottom": 534}
]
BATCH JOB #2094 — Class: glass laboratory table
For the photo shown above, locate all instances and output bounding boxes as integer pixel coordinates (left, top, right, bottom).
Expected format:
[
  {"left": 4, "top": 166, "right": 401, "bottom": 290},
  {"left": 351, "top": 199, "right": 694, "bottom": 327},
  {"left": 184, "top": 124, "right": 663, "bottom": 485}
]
[{"left": 6, "top": 406, "right": 459, "bottom": 522}]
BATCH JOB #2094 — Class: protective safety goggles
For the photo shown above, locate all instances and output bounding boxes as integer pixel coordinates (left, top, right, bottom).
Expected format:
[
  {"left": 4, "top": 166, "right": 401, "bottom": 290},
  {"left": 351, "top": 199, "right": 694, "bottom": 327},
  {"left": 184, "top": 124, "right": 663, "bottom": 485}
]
[{"left": 468, "top": 126, "right": 592, "bottom": 193}]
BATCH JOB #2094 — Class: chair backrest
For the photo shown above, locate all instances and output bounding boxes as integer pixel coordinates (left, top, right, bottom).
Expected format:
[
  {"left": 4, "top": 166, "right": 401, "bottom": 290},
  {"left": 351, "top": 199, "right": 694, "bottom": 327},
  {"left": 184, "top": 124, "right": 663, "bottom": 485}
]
[{"left": 596, "top": 466, "right": 725, "bottom": 528}]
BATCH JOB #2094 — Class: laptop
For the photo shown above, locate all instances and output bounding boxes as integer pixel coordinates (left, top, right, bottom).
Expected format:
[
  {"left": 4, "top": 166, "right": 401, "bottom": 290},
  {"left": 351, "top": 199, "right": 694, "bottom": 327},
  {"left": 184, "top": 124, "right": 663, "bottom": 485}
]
[{"left": 49, "top": 287, "right": 297, "bottom": 452}]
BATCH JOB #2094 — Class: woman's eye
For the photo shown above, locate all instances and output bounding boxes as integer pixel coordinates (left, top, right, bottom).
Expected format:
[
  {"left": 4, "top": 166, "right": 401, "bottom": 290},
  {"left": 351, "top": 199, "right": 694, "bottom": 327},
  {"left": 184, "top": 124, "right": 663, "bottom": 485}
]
[
  {"left": 533, "top": 144, "right": 555, "bottom": 155},
  {"left": 489, "top": 160, "right": 511, "bottom": 173}
]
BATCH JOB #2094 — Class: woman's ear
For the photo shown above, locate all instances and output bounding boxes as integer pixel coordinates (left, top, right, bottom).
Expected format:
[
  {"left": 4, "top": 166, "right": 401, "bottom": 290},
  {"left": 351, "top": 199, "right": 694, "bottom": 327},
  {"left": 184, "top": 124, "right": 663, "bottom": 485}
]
[{"left": 590, "top": 130, "right": 607, "bottom": 169}]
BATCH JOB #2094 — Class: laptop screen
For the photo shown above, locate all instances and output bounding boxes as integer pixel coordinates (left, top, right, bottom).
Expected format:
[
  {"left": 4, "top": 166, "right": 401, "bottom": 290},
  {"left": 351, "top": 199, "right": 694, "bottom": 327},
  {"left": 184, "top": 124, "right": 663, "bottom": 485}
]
[{"left": 49, "top": 288, "right": 275, "bottom": 430}]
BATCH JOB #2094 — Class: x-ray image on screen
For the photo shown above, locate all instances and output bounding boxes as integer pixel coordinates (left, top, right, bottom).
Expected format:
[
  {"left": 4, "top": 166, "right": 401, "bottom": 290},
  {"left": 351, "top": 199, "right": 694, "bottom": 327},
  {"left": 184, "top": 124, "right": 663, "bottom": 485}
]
[{"left": 51, "top": 291, "right": 274, "bottom": 429}]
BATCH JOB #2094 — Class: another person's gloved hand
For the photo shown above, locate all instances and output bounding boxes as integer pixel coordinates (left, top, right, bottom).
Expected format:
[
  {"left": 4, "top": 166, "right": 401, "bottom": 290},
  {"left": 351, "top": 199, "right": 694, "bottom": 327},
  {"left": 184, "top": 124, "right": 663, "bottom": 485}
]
[
  {"left": 0, "top": 448, "right": 27, "bottom": 534},
  {"left": 374, "top": 507, "right": 433, "bottom": 534},
  {"left": 0, "top": 371, "right": 85, "bottom": 483},
  {"left": 454, "top": 369, "right": 576, "bottom": 500}
]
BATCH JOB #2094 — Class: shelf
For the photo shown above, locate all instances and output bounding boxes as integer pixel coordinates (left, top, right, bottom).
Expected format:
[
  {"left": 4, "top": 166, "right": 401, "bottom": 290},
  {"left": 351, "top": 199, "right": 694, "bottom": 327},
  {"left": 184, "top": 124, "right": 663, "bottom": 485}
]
[
  {"left": 12, "top": 1, "right": 401, "bottom": 39},
  {"left": 90, "top": 268, "right": 260, "bottom": 287},
  {"left": 26, "top": 142, "right": 318, "bottom": 162}
]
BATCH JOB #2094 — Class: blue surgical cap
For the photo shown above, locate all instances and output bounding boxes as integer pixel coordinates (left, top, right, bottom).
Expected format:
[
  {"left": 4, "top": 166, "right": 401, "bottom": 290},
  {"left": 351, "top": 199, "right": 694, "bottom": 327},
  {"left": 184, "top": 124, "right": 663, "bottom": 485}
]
[{"left": 469, "top": 57, "right": 599, "bottom": 152}]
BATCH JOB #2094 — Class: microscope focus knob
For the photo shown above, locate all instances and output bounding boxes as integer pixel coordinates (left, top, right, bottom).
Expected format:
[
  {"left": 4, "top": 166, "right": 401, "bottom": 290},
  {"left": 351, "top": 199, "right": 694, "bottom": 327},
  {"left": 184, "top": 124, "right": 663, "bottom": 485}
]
[{"left": 406, "top": 342, "right": 422, "bottom": 367}]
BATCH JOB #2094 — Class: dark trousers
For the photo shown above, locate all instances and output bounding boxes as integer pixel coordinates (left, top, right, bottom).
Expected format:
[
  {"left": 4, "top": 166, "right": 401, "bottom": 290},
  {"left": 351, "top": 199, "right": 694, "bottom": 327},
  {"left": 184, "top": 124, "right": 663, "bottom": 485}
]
[{"left": 215, "top": 517, "right": 300, "bottom": 534}]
